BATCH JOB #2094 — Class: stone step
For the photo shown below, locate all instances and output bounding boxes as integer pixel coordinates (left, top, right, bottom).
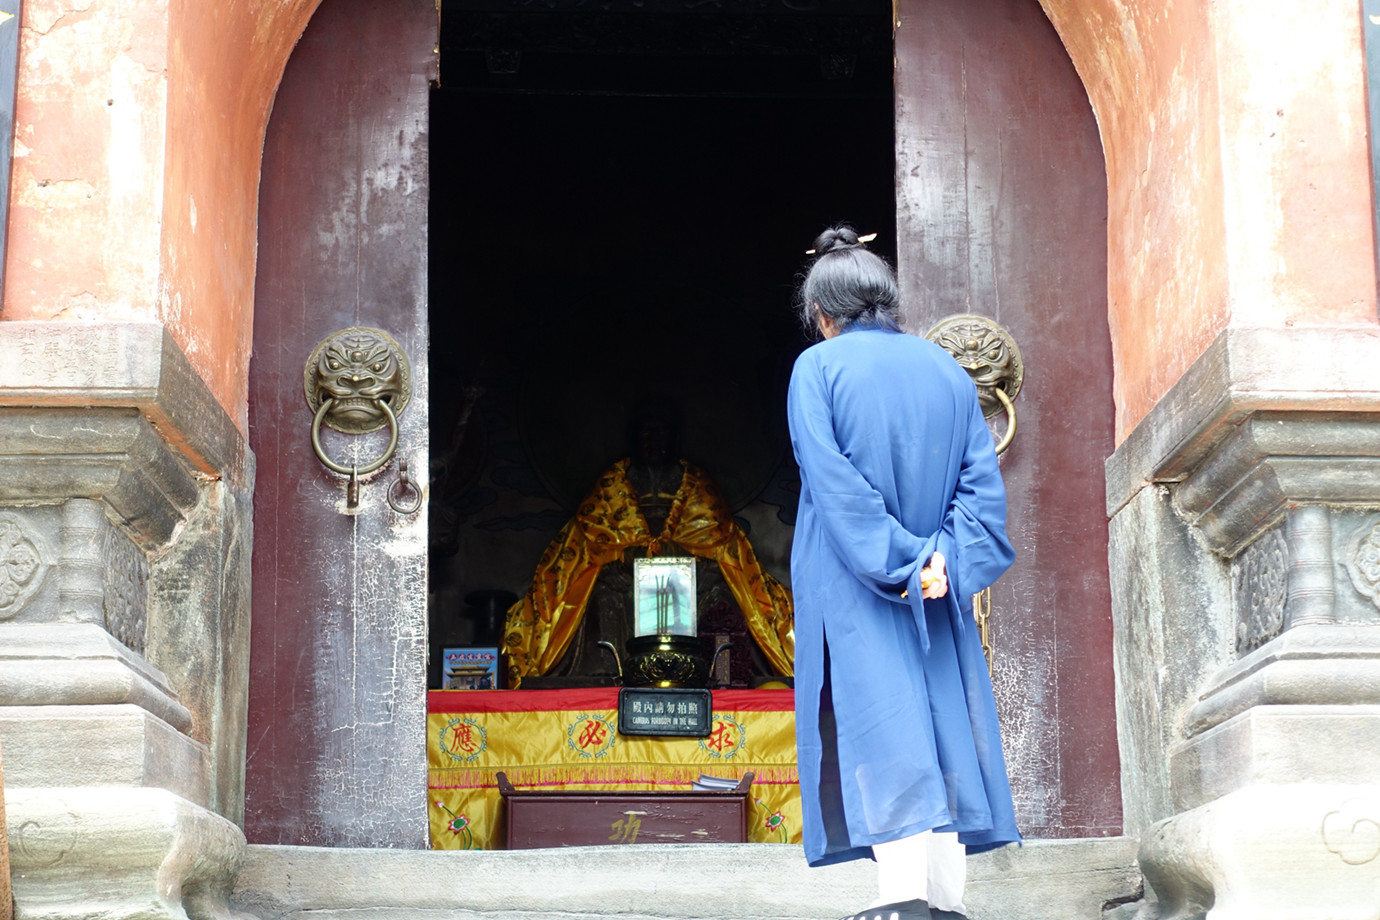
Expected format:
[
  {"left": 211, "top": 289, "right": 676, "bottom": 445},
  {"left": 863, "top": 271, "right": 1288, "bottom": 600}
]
[{"left": 232, "top": 837, "right": 1141, "bottom": 920}]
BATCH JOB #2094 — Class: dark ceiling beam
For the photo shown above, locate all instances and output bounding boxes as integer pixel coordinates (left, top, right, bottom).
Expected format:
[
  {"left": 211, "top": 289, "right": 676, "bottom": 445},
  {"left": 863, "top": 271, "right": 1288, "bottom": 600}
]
[
  {"left": 436, "top": 0, "right": 893, "bottom": 97},
  {"left": 442, "top": 11, "right": 890, "bottom": 57},
  {"left": 449, "top": 0, "right": 867, "bottom": 15}
]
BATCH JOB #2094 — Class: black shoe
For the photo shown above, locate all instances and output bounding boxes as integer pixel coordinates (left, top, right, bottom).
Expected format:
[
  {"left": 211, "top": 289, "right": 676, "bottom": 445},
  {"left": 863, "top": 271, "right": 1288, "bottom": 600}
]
[{"left": 838, "top": 900, "right": 932, "bottom": 920}]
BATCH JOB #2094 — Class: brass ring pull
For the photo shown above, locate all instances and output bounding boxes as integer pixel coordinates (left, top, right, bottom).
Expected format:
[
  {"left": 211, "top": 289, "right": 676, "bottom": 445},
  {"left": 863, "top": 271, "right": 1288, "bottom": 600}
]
[
  {"left": 310, "top": 396, "right": 399, "bottom": 477},
  {"left": 991, "top": 386, "right": 1017, "bottom": 455}
]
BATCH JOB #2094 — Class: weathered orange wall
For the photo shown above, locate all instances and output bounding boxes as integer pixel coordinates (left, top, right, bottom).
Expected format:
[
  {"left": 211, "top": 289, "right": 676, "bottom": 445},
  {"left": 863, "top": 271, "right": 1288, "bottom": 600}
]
[
  {"left": 3, "top": 0, "right": 1375, "bottom": 440},
  {"left": 3, "top": 0, "right": 321, "bottom": 433},
  {"left": 161, "top": 0, "right": 321, "bottom": 429},
  {"left": 1041, "top": 0, "right": 1378, "bottom": 438},
  {"left": 5, "top": 0, "right": 171, "bottom": 324}
]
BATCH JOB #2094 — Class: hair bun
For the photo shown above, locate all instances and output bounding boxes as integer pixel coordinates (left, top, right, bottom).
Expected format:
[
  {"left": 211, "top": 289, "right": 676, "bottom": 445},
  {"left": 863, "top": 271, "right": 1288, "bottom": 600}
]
[{"left": 811, "top": 226, "right": 862, "bottom": 257}]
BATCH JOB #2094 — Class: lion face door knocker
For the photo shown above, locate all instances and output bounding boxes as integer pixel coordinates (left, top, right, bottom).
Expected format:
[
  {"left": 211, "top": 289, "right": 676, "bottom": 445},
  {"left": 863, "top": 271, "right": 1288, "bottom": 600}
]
[
  {"left": 925, "top": 314, "right": 1023, "bottom": 456},
  {"left": 304, "top": 326, "right": 422, "bottom": 513}
]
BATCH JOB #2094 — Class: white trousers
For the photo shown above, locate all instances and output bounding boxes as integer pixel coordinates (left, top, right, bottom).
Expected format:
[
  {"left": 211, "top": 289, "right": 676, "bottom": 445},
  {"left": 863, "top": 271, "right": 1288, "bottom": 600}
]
[{"left": 872, "top": 831, "right": 967, "bottom": 914}]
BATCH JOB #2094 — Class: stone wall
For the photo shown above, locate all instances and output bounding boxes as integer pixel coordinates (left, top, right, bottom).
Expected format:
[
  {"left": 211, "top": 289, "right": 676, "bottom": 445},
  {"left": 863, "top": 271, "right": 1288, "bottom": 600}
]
[
  {"left": 1106, "top": 326, "right": 1380, "bottom": 915},
  {"left": 0, "top": 322, "right": 253, "bottom": 918}
]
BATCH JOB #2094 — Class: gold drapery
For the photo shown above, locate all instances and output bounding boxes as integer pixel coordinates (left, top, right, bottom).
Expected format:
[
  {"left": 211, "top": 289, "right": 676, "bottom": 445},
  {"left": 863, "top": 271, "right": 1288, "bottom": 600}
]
[{"left": 503, "top": 459, "right": 794, "bottom": 686}]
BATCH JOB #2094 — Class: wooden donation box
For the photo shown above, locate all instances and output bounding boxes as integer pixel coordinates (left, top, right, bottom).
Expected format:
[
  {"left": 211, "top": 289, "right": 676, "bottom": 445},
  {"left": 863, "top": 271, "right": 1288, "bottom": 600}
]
[
  {"left": 427, "top": 688, "right": 801, "bottom": 849},
  {"left": 498, "top": 770, "right": 753, "bottom": 848}
]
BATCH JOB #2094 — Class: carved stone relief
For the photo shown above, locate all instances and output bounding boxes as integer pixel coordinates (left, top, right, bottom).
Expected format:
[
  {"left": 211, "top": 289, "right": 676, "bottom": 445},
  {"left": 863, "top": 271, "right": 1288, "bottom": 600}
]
[
  {"left": 1322, "top": 797, "right": 1380, "bottom": 866},
  {"left": 1233, "top": 524, "right": 1288, "bottom": 655},
  {"left": 1284, "top": 505, "right": 1334, "bottom": 628},
  {"left": 0, "top": 512, "right": 51, "bottom": 620},
  {"left": 1343, "top": 516, "right": 1380, "bottom": 614},
  {"left": 12, "top": 793, "right": 79, "bottom": 868},
  {"left": 60, "top": 499, "right": 111, "bottom": 628},
  {"left": 103, "top": 524, "right": 149, "bottom": 655}
]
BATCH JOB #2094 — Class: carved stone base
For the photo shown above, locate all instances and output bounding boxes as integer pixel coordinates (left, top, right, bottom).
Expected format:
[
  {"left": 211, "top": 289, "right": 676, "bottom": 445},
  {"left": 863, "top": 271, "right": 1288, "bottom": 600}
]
[
  {"left": 1181, "top": 625, "right": 1380, "bottom": 740},
  {"left": 0, "top": 623, "right": 191, "bottom": 731},
  {"left": 1143, "top": 627, "right": 1380, "bottom": 918},
  {"left": 1140, "top": 783, "right": 1380, "bottom": 920},
  {"left": 1, "top": 705, "right": 208, "bottom": 806},
  {"left": 1171, "top": 705, "right": 1380, "bottom": 812},
  {"left": 6, "top": 787, "right": 250, "bottom": 920},
  {"left": 0, "top": 323, "right": 255, "bottom": 912}
]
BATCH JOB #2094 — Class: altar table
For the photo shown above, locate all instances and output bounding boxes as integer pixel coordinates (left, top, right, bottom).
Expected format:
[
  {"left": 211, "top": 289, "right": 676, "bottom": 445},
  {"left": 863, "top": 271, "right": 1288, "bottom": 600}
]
[{"left": 427, "top": 688, "right": 802, "bottom": 849}]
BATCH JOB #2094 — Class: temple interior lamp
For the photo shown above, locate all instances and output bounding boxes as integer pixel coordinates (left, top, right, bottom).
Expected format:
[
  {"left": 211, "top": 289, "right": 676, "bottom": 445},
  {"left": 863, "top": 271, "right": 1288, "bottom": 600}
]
[
  {"left": 633, "top": 557, "right": 697, "bottom": 638},
  {"left": 626, "top": 556, "right": 708, "bottom": 687}
]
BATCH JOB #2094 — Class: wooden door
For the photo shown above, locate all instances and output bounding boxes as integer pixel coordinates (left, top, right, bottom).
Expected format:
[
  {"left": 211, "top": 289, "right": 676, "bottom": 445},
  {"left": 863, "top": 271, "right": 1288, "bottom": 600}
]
[
  {"left": 894, "top": 0, "right": 1121, "bottom": 837},
  {"left": 245, "top": 0, "right": 437, "bottom": 847}
]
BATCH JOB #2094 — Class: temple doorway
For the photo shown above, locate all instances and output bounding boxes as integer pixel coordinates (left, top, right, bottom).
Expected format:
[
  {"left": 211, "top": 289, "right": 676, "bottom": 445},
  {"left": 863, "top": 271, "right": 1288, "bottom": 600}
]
[
  {"left": 425, "top": 3, "right": 898, "bottom": 690},
  {"left": 246, "top": 0, "right": 1120, "bottom": 849}
]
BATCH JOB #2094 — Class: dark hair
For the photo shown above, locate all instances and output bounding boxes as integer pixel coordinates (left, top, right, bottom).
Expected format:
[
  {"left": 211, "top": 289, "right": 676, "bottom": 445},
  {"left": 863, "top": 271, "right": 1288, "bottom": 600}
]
[{"left": 797, "top": 225, "right": 901, "bottom": 338}]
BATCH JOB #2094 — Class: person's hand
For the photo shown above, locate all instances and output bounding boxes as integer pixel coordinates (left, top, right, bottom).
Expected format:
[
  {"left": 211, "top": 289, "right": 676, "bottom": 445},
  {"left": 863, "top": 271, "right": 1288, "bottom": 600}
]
[{"left": 920, "top": 552, "right": 948, "bottom": 599}]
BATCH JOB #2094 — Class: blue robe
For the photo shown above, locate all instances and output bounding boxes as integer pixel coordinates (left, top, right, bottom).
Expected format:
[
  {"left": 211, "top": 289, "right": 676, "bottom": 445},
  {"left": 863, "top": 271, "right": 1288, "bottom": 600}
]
[{"left": 787, "top": 321, "right": 1019, "bottom": 867}]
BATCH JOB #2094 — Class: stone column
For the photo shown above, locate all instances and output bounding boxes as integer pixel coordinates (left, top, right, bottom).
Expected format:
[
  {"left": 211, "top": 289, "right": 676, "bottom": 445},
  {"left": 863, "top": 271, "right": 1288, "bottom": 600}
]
[
  {"left": 0, "top": 323, "right": 254, "bottom": 920},
  {"left": 1106, "top": 326, "right": 1380, "bottom": 918}
]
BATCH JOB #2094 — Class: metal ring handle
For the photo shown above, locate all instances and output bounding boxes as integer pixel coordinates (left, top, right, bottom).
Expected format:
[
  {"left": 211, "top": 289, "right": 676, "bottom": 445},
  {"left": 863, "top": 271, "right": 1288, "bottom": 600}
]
[
  {"left": 387, "top": 459, "right": 424, "bottom": 515},
  {"left": 311, "top": 397, "right": 399, "bottom": 476},
  {"left": 991, "top": 386, "right": 1017, "bottom": 455}
]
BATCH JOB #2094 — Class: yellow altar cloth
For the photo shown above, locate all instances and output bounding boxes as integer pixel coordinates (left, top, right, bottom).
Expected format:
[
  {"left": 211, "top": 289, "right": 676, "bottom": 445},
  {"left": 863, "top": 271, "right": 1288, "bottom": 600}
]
[{"left": 428, "top": 688, "right": 802, "bottom": 849}]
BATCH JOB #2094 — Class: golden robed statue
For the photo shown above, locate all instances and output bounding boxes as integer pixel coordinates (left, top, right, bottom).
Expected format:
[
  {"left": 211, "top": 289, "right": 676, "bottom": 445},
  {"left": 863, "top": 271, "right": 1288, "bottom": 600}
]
[{"left": 503, "top": 411, "right": 794, "bottom": 688}]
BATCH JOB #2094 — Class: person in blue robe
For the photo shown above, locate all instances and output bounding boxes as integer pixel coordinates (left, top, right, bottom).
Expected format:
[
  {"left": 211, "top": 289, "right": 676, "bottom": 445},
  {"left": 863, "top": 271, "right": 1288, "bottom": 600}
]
[{"left": 788, "top": 226, "right": 1019, "bottom": 920}]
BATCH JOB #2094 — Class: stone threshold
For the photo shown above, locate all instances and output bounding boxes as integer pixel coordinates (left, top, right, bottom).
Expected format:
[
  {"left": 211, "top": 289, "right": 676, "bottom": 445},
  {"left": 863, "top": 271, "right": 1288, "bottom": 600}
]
[{"left": 232, "top": 837, "right": 1140, "bottom": 920}]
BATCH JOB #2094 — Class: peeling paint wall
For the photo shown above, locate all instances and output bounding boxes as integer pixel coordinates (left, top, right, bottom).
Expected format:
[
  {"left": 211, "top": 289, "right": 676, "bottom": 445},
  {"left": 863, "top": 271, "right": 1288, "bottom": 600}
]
[
  {"left": 3, "top": 0, "right": 323, "bottom": 433},
  {"left": 159, "top": 0, "right": 322, "bottom": 432},
  {"left": 5, "top": 0, "right": 171, "bottom": 322},
  {"left": 6, "top": 0, "right": 1373, "bottom": 442},
  {"left": 1041, "top": 0, "right": 1379, "bottom": 439}
]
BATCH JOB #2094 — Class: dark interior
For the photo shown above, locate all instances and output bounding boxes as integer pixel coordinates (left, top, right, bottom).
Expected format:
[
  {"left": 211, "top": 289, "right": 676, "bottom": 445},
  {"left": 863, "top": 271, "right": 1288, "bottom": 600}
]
[{"left": 426, "top": 0, "right": 897, "bottom": 684}]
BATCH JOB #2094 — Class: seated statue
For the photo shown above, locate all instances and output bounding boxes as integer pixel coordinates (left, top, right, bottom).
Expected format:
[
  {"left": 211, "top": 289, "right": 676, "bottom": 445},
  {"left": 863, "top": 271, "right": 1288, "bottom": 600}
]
[{"left": 503, "top": 407, "right": 794, "bottom": 688}]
